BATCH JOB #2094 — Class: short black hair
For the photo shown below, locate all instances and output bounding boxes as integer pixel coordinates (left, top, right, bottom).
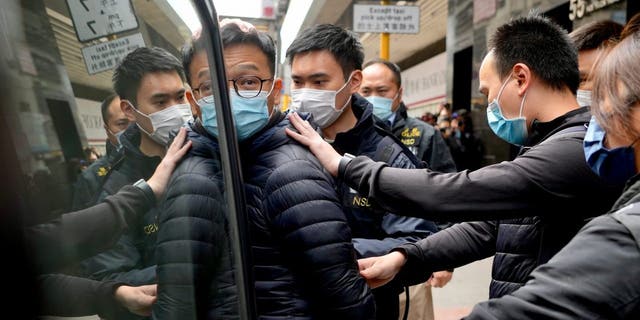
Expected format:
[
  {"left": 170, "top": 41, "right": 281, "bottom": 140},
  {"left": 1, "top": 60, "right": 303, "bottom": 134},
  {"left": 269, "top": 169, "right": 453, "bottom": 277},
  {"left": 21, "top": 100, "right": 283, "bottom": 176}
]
[
  {"left": 100, "top": 93, "right": 118, "bottom": 125},
  {"left": 286, "top": 24, "right": 364, "bottom": 80},
  {"left": 489, "top": 13, "right": 579, "bottom": 94},
  {"left": 181, "top": 23, "right": 276, "bottom": 86},
  {"left": 363, "top": 58, "right": 402, "bottom": 87},
  {"left": 112, "top": 47, "right": 185, "bottom": 106},
  {"left": 569, "top": 20, "right": 622, "bottom": 51}
]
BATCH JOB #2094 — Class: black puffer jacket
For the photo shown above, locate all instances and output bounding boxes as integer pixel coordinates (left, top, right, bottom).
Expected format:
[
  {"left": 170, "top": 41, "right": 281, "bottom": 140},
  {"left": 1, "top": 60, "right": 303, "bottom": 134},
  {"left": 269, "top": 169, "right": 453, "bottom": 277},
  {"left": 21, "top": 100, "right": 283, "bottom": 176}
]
[
  {"left": 152, "top": 122, "right": 238, "bottom": 320},
  {"left": 344, "top": 107, "right": 623, "bottom": 298},
  {"left": 243, "top": 111, "right": 375, "bottom": 319}
]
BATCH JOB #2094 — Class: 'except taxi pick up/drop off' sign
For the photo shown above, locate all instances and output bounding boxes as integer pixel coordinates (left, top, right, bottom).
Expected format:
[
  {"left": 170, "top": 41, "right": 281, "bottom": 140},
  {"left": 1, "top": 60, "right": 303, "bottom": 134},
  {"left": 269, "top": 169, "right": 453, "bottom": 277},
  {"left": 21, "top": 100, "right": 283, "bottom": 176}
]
[
  {"left": 353, "top": 4, "right": 420, "bottom": 34},
  {"left": 81, "top": 33, "right": 145, "bottom": 74}
]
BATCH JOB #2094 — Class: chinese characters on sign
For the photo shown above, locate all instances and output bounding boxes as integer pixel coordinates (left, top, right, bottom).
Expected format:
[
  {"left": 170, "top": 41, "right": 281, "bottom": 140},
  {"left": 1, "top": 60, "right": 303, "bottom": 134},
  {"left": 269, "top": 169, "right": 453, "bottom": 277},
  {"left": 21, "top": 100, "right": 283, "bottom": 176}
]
[
  {"left": 353, "top": 4, "right": 420, "bottom": 34},
  {"left": 66, "top": 0, "right": 139, "bottom": 42},
  {"left": 81, "top": 33, "right": 145, "bottom": 74},
  {"left": 401, "top": 52, "right": 447, "bottom": 108}
]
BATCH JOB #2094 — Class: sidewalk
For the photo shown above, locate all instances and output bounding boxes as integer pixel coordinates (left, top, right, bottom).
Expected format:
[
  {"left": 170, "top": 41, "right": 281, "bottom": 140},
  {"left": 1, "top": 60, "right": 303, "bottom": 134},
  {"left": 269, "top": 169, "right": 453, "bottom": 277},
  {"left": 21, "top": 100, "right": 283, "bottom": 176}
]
[{"left": 431, "top": 257, "right": 493, "bottom": 319}]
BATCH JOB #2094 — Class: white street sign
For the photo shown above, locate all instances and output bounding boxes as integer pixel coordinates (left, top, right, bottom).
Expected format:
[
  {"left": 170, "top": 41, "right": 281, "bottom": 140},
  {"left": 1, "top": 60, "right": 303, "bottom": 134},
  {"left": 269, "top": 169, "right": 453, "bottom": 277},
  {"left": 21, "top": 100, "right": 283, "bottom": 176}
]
[
  {"left": 66, "top": 0, "right": 139, "bottom": 42},
  {"left": 353, "top": 4, "right": 420, "bottom": 34},
  {"left": 81, "top": 33, "right": 145, "bottom": 74}
]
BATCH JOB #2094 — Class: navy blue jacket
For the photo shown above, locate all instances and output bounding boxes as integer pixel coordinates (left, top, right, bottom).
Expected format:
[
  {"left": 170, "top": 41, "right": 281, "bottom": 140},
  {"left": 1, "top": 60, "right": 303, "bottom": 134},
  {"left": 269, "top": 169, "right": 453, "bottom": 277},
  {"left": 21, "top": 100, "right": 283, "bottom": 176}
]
[
  {"left": 332, "top": 95, "right": 439, "bottom": 259},
  {"left": 71, "top": 140, "right": 124, "bottom": 211},
  {"left": 80, "top": 125, "right": 160, "bottom": 286},
  {"left": 390, "top": 103, "right": 456, "bottom": 173},
  {"left": 152, "top": 121, "right": 238, "bottom": 320},
  {"left": 242, "top": 111, "right": 375, "bottom": 319}
]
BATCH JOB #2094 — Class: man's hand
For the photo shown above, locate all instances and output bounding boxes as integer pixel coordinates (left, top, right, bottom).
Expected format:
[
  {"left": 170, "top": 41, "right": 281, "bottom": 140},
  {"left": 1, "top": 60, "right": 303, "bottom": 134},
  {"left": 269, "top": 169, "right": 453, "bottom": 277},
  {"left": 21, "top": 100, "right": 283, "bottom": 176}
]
[
  {"left": 147, "top": 127, "right": 192, "bottom": 200},
  {"left": 114, "top": 284, "right": 157, "bottom": 316},
  {"left": 427, "top": 270, "right": 453, "bottom": 288},
  {"left": 285, "top": 112, "right": 342, "bottom": 176},
  {"left": 358, "top": 251, "right": 407, "bottom": 289}
]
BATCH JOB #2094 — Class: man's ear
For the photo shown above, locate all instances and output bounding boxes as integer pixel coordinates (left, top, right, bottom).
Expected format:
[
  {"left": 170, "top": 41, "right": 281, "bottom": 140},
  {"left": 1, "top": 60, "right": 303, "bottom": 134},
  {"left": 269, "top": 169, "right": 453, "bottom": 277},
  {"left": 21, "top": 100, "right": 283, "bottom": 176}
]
[
  {"left": 186, "top": 91, "right": 201, "bottom": 120},
  {"left": 512, "top": 63, "right": 531, "bottom": 96},
  {"left": 397, "top": 86, "right": 404, "bottom": 102},
  {"left": 121, "top": 100, "right": 136, "bottom": 122},
  {"left": 349, "top": 70, "right": 363, "bottom": 94},
  {"left": 267, "top": 79, "right": 283, "bottom": 114}
]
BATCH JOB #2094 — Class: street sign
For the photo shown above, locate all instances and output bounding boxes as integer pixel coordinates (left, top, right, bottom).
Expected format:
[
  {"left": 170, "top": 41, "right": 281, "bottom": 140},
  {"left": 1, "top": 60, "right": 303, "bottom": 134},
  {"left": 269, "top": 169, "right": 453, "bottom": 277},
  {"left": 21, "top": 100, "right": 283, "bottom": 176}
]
[
  {"left": 66, "top": 0, "right": 139, "bottom": 42},
  {"left": 81, "top": 33, "right": 145, "bottom": 74},
  {"left": 353, "top": 4, "right": 420, "bottom": 34}
]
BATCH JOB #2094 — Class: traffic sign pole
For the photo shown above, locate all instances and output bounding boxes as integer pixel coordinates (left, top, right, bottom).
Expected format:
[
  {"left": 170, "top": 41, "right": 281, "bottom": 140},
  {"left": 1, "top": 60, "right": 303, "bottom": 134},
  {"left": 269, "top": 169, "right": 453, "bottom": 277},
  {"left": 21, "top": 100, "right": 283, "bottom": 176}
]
[{"left": 380, "top": 0, "right": 390, "bottom": 60}]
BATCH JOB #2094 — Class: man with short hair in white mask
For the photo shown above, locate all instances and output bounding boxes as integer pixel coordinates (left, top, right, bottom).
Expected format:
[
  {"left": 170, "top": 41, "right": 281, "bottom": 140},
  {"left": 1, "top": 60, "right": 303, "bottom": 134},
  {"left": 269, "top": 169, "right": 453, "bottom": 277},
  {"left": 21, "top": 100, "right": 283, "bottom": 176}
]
[
  {"left": 286, "top": 23, "right": 440, "bottom": 319},
  {"left": 568, "top": 20, "right": 622, "bottom": 107},
  {"left": 79, "top": 47, "right": 193, "bottom": 301}
]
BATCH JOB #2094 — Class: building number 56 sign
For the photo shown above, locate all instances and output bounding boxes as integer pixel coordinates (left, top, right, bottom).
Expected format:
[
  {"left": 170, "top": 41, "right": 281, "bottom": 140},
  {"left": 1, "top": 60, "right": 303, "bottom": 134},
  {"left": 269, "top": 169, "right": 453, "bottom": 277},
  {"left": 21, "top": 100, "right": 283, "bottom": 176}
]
[
  {"left": 65, "top": 0, "right": 139, "bottom": 42},
  {"left": 569, "top": 0, "right": 621, "bottom": 21}
]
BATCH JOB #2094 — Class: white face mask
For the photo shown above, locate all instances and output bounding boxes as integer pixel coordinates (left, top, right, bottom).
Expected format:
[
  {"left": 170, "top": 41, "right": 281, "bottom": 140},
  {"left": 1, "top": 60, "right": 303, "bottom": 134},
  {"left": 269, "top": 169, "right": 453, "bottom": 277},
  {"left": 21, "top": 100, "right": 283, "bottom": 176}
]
[
  {"left": 107, "top": 128, "right": 125, "bottom": 150},
  {"left": 290, "top": 74, "right": 353, "bottom": 129},
  {"left": 129, "top": 101, "right": 193, "bottom": 146},
  {"left": 576, "top": 89, "right": 592, "bottom": 108}
]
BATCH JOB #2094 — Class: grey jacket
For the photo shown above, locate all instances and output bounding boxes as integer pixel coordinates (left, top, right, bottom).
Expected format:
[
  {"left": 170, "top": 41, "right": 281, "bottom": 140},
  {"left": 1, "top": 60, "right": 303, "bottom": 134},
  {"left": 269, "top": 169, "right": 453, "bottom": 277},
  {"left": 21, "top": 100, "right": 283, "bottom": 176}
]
[
  {"left": 466, "top": 175, "right": 640, "bottom": 319},
  {"left": 342, "top": 107, "right": 622, "bottom": 298}
]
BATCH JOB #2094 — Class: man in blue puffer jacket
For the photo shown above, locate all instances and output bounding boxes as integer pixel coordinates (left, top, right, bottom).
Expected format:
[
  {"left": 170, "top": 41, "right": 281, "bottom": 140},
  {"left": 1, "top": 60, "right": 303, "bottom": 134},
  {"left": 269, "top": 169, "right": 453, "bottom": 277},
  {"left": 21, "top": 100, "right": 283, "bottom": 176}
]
[{"left": 152, "top": 20, "right": 376, "bottom": 319}]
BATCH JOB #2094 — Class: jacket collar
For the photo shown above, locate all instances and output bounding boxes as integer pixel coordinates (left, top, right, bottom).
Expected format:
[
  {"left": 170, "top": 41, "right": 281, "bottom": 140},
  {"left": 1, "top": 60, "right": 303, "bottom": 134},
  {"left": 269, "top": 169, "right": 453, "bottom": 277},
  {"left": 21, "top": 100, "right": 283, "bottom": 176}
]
[
  {"left": 332, "top": 94, "right": 377, "bottom": 154},
  {"left": 610, "top": 174, "right": 640, "bottom": 212},
  {"left": 526, "top": 107, "right": 590, "bottom": 146},
  {"left": 119, "top": 124, "right": 161, "bottom": 177}
]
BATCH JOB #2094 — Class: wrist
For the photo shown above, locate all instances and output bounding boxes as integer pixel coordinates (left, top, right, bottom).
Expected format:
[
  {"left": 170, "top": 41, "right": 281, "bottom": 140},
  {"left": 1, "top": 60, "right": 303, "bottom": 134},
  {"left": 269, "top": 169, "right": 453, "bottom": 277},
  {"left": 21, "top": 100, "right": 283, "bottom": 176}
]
[
  {"left": 390, "top": 250, "right": 408, "bottom": 267},
  {"left": 338, "top": 153, "right": 356, "bottom": 179},
  {"left": 133, "top": 179, "right": 157, "bottom": 207}
]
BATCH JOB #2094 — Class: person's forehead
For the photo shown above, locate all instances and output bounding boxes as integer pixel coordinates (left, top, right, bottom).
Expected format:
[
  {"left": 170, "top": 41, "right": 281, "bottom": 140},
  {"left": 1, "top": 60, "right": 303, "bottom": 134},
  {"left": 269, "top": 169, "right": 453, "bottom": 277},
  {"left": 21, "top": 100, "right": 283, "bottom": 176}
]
[
  {"left": 363, "top": 64, "right": 395, "bottom": 83},
  {"left": 137, "top": 72, "right": 184, "bottom": 97},
  {"left": 292, "top": 50, "right": 342, "bottom": 75},
  {"left": 107, "top": 98, "right": 123, "bottom": 118},
  {"left": 224, "top": 43, "right": 271, "bottom": 71}
]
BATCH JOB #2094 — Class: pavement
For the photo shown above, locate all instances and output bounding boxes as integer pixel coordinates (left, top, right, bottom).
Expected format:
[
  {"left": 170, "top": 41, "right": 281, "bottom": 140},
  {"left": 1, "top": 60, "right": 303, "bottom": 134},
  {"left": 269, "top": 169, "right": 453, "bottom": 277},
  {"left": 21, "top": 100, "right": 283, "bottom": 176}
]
[{"left": 431, "top": 257, "right": 493, "bottom": 320}]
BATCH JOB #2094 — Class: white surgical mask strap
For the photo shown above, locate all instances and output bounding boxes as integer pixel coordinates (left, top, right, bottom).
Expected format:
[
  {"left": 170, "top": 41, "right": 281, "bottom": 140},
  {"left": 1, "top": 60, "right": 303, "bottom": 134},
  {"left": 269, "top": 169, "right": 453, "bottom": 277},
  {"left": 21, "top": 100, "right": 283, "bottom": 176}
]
[
  {"left": 518, "top": 91, "right": 527, "bottom": 118},
  {"left": 495, "top": 76, "right": 510, "bottom": 105},
  {"left": 126, "top": 100, "right": 155, "bottom": 136},
  {"left": 334, "top": 72, "right": 354, "bottom": 111}
]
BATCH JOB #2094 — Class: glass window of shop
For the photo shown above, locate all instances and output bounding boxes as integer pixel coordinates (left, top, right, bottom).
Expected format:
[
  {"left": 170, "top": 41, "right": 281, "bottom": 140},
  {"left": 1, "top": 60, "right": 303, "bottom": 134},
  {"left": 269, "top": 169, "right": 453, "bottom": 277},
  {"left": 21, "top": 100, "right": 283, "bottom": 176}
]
[{"left": 0, "top": 0, "right": 251, "bottom": 318}]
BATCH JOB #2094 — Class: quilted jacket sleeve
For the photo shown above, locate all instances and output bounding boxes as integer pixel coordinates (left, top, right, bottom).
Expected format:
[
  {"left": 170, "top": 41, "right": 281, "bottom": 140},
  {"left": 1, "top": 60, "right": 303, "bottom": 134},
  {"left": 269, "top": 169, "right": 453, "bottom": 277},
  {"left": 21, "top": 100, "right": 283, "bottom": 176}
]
[
  {"left": 266, "top": 145, "right": 376, "bottom": 319},
  {"left": 152, "top": 155, "right": 237, "bottom": 320}
]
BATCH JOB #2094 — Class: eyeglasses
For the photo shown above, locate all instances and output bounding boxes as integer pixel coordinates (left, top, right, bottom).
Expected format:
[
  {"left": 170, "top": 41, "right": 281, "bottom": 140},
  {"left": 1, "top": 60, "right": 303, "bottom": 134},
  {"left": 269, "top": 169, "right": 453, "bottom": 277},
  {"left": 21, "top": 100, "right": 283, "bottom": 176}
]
[
  {"left": 193, "top": 76, "right": 273, "bottom": 101},
  {"left": 192, "top": 80, "right": 213, "bottom": 99},
  {"left": 229, "top": 76, "right": 273, "bottom": 98}
]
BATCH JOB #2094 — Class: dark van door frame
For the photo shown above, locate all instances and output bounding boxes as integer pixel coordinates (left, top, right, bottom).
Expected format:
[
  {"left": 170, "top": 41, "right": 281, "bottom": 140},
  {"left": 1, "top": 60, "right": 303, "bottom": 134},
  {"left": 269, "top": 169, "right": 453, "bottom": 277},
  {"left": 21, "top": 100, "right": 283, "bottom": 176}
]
[{"left": 194, "top": 1, "right": 256, "bottom": 319}]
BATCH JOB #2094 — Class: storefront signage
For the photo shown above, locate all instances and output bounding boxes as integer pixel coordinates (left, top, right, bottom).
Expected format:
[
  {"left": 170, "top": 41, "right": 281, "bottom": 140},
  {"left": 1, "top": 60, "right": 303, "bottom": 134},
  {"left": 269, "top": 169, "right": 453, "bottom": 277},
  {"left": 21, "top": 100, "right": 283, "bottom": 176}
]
[
  {"left": 569, "top": 0, "right": 621, "bottom": 21},
  {"left": 66, "top": 0, "right": 139, "bottom": 42},
  {"left": 81, "top": 33, "right": 145, "bottom": 74},
  {"left": 402, "top": 52, "right": 447, "bottom": 108},
  {"left": 353, "top": 4, "right": 420, "bottom": 34}
]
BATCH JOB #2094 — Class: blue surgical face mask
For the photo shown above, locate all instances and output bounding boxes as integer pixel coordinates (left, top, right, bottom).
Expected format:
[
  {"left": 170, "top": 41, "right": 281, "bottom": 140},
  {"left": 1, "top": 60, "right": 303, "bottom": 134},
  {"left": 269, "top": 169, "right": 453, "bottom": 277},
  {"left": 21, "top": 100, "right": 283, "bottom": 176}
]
[
  {"left": 583, "top": 116, "right": 638, "bottom": 185},
  {"left": 197, "top": 83, "right": 273, "bottom": 141},
  {"left": 486, "top": 76, "right": 528, "bottom": 146},
  {"left": 366, "top": 94, "right": 398, "bottom": 121}
]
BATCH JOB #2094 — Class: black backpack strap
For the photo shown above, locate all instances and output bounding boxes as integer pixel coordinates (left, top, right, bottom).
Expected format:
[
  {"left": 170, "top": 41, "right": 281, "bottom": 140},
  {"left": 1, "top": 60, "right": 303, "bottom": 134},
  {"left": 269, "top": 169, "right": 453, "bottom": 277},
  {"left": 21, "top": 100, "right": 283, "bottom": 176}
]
[
  {"left": 373, "top": 122, "right": 424, "bottom": 169},
  {"left": 612, "top": 203, "right": 640, "bottom": 248}
]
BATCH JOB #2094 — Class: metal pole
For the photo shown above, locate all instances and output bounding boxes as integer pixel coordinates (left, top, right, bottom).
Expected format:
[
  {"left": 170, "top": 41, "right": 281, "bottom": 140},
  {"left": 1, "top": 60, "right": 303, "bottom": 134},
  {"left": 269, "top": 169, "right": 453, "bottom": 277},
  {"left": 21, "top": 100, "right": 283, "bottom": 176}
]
[{"left": 380, "top": 0, "right": 390, "bottom": 59}]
